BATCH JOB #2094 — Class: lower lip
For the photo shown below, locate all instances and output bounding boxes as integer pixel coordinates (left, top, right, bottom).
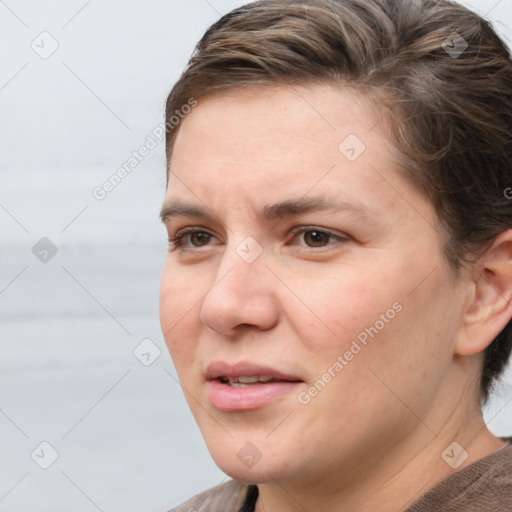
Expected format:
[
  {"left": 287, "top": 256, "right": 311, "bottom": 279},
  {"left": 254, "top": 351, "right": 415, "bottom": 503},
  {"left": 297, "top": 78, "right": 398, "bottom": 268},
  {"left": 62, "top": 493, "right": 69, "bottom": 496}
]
[{"left": 207, "top": 379, "right": 302, "bottom": 411}]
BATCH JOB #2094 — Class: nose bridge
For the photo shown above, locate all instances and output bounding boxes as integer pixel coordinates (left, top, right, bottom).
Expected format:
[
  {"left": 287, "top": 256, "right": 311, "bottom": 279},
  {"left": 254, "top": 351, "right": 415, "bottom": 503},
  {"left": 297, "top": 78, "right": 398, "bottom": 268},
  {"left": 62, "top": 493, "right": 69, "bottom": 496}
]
[
  {"left": 199, "top": 237, "right": 277, "bottom": 334},
  {"left": 210, "top": 236, "right": 267, "bottom": 302}
]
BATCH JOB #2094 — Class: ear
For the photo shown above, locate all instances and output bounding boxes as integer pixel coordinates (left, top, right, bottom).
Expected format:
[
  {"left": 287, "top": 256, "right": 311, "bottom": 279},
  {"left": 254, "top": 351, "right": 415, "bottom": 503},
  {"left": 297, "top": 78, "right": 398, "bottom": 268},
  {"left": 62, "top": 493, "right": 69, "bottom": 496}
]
[{"left": 455, "top": 230, "right": 512, "bottom": 356}]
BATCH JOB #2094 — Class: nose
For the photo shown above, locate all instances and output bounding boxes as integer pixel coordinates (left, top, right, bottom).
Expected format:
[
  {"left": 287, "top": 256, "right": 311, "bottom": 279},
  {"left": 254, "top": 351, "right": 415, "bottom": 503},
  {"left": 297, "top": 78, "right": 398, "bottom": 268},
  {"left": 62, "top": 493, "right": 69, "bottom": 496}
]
[{"left": 199, "top": 243, "right": 279, "bottom": 336}]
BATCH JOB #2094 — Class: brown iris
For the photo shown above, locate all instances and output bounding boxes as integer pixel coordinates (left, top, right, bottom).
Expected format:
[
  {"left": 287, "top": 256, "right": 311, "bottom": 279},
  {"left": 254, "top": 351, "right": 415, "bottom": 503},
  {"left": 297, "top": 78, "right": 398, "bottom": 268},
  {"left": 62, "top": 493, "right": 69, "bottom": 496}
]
[
  {"left": 190, "top": 232, "right": 211, "bottom": 247},
  {"left": 303, "top": 230, "right": 330, "bottom": 247}
]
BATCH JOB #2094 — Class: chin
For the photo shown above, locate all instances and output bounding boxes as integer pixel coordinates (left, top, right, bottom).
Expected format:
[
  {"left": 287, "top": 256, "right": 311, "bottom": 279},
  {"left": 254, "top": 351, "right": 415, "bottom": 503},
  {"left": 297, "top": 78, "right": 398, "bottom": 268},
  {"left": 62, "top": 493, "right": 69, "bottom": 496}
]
[
  {"left": 216, "top": 456, "right": 291, "bottom": 484},
  {"left": 205, "top": 436, "right": 295, "bottom": 484}
]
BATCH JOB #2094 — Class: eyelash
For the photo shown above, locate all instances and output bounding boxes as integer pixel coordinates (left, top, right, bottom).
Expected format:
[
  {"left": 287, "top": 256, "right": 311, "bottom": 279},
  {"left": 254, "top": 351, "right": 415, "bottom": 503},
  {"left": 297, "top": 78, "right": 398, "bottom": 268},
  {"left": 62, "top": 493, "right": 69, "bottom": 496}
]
[{"left": 167, "top": 226, "right": 349, "bottom": 252}]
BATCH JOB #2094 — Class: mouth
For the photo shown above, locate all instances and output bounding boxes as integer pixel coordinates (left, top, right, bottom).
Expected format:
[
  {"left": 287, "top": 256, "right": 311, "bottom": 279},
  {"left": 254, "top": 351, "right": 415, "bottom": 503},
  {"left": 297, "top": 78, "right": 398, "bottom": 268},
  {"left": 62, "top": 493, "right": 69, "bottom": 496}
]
[
  {"left": 217, "top": 375, "right": 296, "bottom": 387},
  {"left": 205, "top": 361, "right": 304, "bottom": 411}
]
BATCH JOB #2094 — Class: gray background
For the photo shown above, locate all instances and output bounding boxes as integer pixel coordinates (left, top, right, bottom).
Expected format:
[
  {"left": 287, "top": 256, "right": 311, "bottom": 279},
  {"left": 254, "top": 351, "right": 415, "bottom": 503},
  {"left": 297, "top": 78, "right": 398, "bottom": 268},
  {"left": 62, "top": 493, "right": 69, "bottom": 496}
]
[{"left": 1, "top": 1, "right": 511, "bottom": 511}]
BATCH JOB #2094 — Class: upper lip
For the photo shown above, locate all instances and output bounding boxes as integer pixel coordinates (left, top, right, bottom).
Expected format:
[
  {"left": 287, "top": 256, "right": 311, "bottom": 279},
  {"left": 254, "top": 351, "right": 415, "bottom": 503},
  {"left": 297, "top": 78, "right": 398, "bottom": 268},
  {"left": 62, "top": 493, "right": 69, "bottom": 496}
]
[{"left": 205, "top": 360, "right": 303, "bottom": 382}]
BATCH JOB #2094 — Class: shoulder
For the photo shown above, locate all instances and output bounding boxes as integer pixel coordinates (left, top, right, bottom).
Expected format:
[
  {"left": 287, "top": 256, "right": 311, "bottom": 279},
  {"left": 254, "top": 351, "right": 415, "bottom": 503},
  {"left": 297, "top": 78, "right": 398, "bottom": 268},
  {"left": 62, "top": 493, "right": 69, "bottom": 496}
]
[
  {"left": 407, "top": 439, "right": 512, "bottom": 511},
  {"left": 166, "top": 480, "right": 252, "bottom": 512}
]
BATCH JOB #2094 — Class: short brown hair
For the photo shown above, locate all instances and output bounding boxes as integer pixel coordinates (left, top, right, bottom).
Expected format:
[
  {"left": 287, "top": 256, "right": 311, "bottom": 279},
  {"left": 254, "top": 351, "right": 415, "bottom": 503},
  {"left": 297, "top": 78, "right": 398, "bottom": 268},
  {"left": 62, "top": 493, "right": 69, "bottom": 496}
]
[{"left": 164, "top": 0, "right": 512, "bottom": 403}]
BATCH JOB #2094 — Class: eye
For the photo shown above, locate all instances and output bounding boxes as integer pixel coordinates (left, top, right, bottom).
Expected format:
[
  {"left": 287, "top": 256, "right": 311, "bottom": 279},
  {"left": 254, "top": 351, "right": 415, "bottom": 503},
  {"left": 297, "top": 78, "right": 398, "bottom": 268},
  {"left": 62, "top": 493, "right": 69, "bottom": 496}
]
[
  {"left": 168, "top": 226, "right": 349, "bottom": 252},
  {"left": 289, "top": 227, "right": 348, "bottom": 248},
  {"left": 168, "top": 228, "right": 218, "bottom": 251}
]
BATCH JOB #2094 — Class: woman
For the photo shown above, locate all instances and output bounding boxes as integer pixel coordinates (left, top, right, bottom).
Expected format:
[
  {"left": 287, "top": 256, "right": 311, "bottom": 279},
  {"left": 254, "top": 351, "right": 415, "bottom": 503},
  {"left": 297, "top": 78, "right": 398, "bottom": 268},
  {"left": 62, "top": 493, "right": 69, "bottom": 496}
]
[{"left": 159, "top": 0, "right": 512, "bottom": 510}]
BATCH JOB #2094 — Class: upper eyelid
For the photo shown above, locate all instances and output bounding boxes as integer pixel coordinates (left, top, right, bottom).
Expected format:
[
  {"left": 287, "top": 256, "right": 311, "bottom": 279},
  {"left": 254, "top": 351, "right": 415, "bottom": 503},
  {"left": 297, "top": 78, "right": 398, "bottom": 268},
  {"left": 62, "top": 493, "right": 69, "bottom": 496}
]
[
  {"left": 171, "top": 225, "right": 343, "bottom": 235},
  {"left": 289, "top": 225, "right": 347, "bottom": 237},
  {"left": 170, "top": 225, "right": 348, "bottom": 244},
  {"left": 171, "top": 225, "right": 217, "bottom": 237}
]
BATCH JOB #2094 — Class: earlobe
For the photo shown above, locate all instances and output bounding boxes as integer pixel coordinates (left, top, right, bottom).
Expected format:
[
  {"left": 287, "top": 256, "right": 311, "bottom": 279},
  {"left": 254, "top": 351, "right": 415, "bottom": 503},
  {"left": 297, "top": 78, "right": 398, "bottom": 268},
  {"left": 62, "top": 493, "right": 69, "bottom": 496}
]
[{"left": 455, "top": 231, "right": 512, "bottom": 357}]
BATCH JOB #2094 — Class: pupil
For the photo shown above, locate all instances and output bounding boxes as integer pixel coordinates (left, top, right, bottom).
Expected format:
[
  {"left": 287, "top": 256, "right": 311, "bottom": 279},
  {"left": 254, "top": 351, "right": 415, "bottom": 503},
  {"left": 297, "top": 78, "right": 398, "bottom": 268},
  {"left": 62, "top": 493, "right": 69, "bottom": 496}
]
[
  {"left": 191, "top": 232, "right": 210, "bottom": 246},
  {"left": 305, "top": 230, "right": 328, "bottom": 247}
]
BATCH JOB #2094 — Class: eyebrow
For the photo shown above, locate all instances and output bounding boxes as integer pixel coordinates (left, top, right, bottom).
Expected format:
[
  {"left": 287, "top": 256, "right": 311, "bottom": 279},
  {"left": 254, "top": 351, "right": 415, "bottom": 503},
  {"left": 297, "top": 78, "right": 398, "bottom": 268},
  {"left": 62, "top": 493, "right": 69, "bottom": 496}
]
[{"left": 160, "top": 196, "right": 374, "bottom": 224}]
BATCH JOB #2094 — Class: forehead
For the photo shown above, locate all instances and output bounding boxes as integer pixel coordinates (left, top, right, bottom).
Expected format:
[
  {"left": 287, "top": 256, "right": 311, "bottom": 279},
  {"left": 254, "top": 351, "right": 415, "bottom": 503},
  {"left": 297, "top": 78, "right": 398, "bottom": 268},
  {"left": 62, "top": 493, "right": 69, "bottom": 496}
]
[
  {"left": 166, "top": 85, "right": 422, "bottom": 222},
  {"left": 171, "top": 84, "right": 381, "bottom": 165}
]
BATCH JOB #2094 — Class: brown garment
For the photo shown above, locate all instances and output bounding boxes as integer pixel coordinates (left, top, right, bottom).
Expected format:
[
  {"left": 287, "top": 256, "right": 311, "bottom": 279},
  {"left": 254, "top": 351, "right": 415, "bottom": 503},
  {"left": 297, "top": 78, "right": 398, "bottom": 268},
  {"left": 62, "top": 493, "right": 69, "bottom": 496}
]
[{"left": 167, "top": 440, "right": 512, "bottom": 512}]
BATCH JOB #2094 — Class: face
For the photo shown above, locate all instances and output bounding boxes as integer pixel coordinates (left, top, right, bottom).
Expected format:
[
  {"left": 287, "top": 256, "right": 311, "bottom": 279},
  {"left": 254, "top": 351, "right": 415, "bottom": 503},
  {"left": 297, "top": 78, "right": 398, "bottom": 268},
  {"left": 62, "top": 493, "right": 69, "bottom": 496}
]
[{"left": 159, "top": 85, "right": 468, "bottom": 487}]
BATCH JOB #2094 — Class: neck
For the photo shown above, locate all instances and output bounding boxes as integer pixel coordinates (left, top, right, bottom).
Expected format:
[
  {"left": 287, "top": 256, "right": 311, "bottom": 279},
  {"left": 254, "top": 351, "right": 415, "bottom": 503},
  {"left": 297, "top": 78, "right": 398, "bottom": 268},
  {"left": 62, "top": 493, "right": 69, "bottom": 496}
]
[{"left": 254, "top": 417, "right": 505, "bottom": 512}]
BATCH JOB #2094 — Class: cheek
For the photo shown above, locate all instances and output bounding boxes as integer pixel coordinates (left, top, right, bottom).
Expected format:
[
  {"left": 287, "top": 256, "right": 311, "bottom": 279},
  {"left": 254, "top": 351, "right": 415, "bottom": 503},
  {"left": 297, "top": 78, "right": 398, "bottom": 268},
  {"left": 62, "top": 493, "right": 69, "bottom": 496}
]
[
  {"left": 285, "top": 255, "right": 454, "bottom": 400},
  {"left": 387, "top": 274, "right": 461, "bottom": 387},
  {"left": 159, "top": 264, "right": 203, "bottom": 364},
  {"left": 284, "top": 268, "right": 395, "bottom": 356}
]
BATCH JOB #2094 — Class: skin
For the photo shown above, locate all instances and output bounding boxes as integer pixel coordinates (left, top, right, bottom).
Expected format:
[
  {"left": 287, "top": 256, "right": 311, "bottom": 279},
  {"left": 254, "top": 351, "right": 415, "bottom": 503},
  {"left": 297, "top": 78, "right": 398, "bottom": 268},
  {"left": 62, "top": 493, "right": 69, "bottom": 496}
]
[{"left": 159, "top": 85, "right": 512, "bottom": 512}]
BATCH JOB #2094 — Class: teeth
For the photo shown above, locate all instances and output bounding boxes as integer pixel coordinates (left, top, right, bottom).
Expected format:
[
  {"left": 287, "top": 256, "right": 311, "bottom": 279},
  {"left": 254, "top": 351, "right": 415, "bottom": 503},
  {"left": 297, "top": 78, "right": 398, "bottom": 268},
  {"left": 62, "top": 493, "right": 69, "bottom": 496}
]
[
  {"left": 238, "top": 376, "right": 260, "bottom": 383},
  {"left": 222, "top": 375, "right": 275, "bottom": 385}
]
